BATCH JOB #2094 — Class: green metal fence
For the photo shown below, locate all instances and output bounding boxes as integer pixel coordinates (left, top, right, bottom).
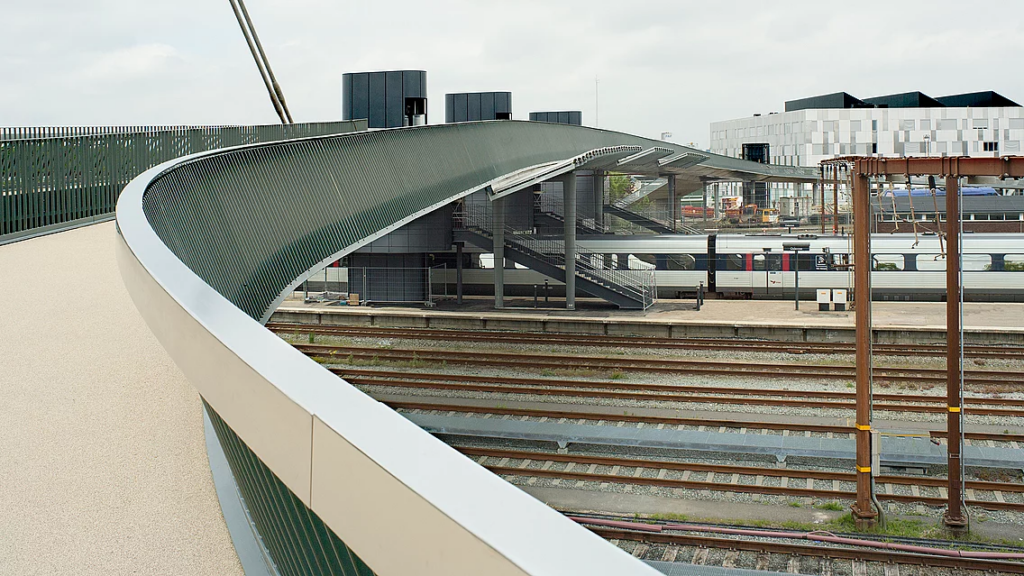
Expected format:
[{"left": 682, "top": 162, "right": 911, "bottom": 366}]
[{"left": 0, "top": 121, "right": 365, "bottom": 242}]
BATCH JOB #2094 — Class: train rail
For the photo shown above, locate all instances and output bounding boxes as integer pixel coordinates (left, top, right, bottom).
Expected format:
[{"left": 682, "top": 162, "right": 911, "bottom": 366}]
[
  {"left": 293, "top": 342, "right": 1022, "bottom": 388},
  {"left": 582, "top": 522, "right": 1024, "bottom": 574},
  {"left": 456, "top": 446, "right": 1024, "bottom": 512},
  {"left": 383, "top": 399, "right": 1024, "bottom": 444},
  {"left": 337, "top": 368, "right": 1024, "bottom": 418},
  {"left": 269, "top": 322, "right": 1024, "bottom": 360}
]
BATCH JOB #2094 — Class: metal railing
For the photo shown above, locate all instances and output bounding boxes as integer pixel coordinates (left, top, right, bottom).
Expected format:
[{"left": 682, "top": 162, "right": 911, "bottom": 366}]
[
  {"left": 457, "top": 203, "right": 656, "bottom": 308},
  {"left": 1, "top": 121, "right": 364, "bottom": 241},
  {"left": 534, "top": 194, "right": 610, "bottom": 234},
  {"left": 614, "top": 177, "right": 666, "bottom": 207}
]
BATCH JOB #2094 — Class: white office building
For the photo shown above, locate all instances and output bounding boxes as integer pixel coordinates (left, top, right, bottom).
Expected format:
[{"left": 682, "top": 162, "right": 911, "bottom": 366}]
[{"left": 708, "top": 91, "right": 1023, "bottom": 214}]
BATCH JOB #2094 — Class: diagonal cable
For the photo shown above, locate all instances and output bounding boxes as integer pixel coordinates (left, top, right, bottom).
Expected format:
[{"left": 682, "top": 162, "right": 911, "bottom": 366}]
[{"left": 228, "top": 0, "right": 288, "bottom": 124}]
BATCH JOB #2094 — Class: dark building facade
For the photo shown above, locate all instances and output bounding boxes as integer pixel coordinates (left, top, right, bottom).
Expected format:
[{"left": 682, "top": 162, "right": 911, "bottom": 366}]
[
  {"left": 863, "top": 91, "right": 944, "bottom": 108},
  {"left": 741, "top": 144, "right": 770, "bottom": 208},
  {"left": 529, "top": 111, "right": 582, "bottom": 125},
  {"left": 785, "top": 90, "right": 1020, "bottom": 112},
  {"left": 445, "top": 92, "right": 512, "bottom": 123},
  {"left": 936, "top": 91, "right": 1021, "bottom": 108},
  {"left": 342, "top": 70, "right": 427, "bottom": 128}
]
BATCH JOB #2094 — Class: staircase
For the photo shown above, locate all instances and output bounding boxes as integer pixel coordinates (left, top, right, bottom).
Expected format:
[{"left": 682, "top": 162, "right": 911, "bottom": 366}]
[
  {"left": 615, "top": 178, "right": 666, "bottom": 208},
  {"left": 454, "top": 207, "right": 655, "bottom": 310},
  {"left": 534, "top": 195, "right": 606, "bottom": 235}
]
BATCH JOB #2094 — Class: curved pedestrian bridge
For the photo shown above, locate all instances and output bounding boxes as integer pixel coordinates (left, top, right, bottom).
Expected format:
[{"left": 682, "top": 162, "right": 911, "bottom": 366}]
[{"left": 115, "top": 121, "right": 815, "bottom": 575}]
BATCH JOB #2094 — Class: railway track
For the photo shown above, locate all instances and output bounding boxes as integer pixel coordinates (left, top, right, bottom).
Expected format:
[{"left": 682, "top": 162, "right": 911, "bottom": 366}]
[
  {"left": 456, "top": 446, "right": 1024, "bottom": 512},
  {"left": 338, "top": 368, "right": 1024, "bottom": 418},
  {"left": 269, "top": 322, "right": 1024, "bottom": 360},
  {"left": 294, "top": 342, "right": 1022, "bottom": 388},
  {"left": 578, "top": 520, "right": 1024, "bottom": 574},
  {"left": 384, "top": 398, "right": 1024, "bottom": 444}
]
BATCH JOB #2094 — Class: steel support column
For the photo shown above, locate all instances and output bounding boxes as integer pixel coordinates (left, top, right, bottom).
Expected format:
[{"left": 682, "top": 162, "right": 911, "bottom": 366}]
[
  {"left": 702, "top": 181, "right": 708, "bottom": 227},
  {"left": 667, "top": 174, "right": 677, "bottom": 231},
  {"left": 562, "top": 173, "right": 577, "bottom": 310},
  {"left": 852, "top": 171, "right": 878, "bottom": 527},
  {"left": 713, "top": 183, "right": 720, "bottom": 221},
  {"left": 456, "top": 242, "right": 464, "bottom": 305},
  {"left": 944, "top": 175, "right": 967, "bottom": 529},
  {"left": 493, "top": 197, "right": 505, "bottom": 309},
  {"left": 594, "top": 170, "right": 605, "bottom": 230},
  {"left": 819, "top": 180, "right": 826, "bottom": 234},
  {"left": 833, "top": 168, "right": 840, "bottom": 235}
]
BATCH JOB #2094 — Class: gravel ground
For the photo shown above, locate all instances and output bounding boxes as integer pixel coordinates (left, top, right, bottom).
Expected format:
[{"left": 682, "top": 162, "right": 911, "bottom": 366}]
[
  {"left": 463, "top": 445, "right": 1024, "bottom": 527},
  {"left": 0, "top": 223, "right": 243, "bottom": 575}
]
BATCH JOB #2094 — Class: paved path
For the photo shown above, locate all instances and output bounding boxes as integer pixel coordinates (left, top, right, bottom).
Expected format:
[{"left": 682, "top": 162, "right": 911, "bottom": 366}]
[{"left": 0, "top": 223, "right": 242, "bottom": 575}]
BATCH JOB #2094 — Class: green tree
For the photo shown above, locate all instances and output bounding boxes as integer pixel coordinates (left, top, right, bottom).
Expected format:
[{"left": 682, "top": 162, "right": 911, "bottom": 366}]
[{"left": 608, "top": 173, "right": 634, "bottom": 202}]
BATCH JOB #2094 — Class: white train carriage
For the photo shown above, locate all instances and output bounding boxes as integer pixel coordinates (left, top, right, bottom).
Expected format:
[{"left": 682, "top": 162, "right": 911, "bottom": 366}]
[
  {"left": 712, "top": 233, "right": 1024, "bottom": 301},
  {"left": 578, "top": 234, "right": 710, "bottom": 298},
  {"left": 321, "top": 232, "right": 1024, "bottom": 304}
]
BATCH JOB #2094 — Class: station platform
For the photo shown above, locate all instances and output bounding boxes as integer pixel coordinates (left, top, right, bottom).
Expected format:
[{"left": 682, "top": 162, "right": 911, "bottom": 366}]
[{"left": 274, "top": 295, "right": 1024, "bottom": 345}]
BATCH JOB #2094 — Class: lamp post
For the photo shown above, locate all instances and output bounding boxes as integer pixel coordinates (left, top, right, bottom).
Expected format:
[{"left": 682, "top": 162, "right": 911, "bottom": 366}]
[{"left": 784, "top": 242, "right": 810, "bottom": 310}]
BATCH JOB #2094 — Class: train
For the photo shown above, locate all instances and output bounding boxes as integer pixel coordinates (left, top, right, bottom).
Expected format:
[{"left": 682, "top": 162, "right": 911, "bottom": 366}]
[{"left": 448, "top": 232, "right": 1024, "bottom": 302}]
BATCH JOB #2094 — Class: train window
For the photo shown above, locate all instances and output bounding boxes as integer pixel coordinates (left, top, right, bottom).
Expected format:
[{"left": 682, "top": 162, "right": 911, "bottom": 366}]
[
  {"left": 752, "top": 254, "right": 766, "bottom": 271},
  {"left": 766, "top": 254, "right": 783, "bottom": 271},
  {"left": 795, "top": 253, "right": 816, "bottom": 271},
  {"left": 915, "top": 255, "right": 946, "bottom": 271},
  {"left": 963, "top": 254, "right": 991, "bottom": 271},
  {"left": 627, "top": 255, "right": 656, "bottom": 270},
  {"left": 725, "top": 254, "right": 745, "bottom": 271},
  {"left": 666, "top": 254, "right": 696, "bottom": 271},
  {"left": 872, "top": 255, "right": 903, "bottom": 271},
  {"left": 1004, "top": 255, "right": 1024, "bottom": 271}
]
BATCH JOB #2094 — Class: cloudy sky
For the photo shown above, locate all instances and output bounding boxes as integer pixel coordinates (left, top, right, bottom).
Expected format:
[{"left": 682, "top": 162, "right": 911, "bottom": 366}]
[{"left": 3, "top": 0, "right": 1023, "bottom": 147}]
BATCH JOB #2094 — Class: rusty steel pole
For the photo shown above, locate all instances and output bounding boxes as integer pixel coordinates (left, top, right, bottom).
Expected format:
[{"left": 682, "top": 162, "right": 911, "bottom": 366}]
[
  {"left": 852, "top": 169, "right": 878, "bottom": 528},
  {"left": 833, "top": 166, "right": 840, "bottom": 235},
  {"left": 944, "top": 175, "right": 967, "bottom": 529},
  {"left": 820, "top": 179, "right": 826, "bottom": 234}
]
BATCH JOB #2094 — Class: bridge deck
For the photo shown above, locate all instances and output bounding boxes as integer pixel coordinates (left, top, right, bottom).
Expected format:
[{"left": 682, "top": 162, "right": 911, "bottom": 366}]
[{"left": 0, "top": 222, "right": 242, "bottom": 575}]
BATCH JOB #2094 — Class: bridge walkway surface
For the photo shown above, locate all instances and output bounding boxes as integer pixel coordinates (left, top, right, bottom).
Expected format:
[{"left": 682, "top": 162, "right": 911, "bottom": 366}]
[{"left": 0, "top": 222, "right": 243, "bottom": 575}]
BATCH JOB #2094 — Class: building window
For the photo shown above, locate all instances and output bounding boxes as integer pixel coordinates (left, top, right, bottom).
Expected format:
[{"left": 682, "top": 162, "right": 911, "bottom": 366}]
[
  {"left": 872, "top": 143, "right": 878, "bottom": 154},
  {"left": 984, "top": 142, "right": 999, "bottom": 152}
]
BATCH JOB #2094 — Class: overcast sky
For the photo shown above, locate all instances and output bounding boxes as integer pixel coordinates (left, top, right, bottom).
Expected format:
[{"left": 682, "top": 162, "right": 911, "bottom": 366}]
[{"left": 3, "top": 0, "right": 1023, "bottom": 148}]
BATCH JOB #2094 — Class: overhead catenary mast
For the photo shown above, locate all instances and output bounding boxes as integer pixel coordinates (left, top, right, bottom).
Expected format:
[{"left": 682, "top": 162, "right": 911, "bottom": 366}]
[{"left": 228, "top": 0, "right": 293, "bottom": 124}]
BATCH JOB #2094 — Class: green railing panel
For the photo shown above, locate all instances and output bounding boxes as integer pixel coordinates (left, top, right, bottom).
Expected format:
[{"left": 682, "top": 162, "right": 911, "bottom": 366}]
[
  {"left": 206, "top": 401, "right": 376, "bottom": 576},
  {"left": 1, "top": 122, "right": 365, "bottom": 240}
]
